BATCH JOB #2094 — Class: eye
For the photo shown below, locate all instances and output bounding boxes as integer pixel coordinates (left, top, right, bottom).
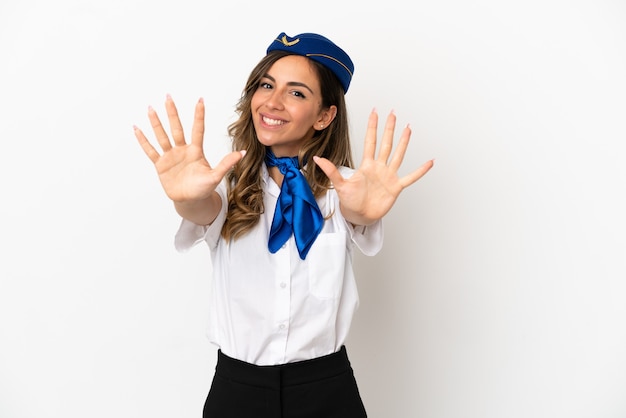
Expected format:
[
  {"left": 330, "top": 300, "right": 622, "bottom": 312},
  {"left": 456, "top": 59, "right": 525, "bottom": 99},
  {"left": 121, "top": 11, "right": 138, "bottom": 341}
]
[
  {"left": 290, "top": 90, "right": 306, "bottom": 99},
  {"left": 258, "top": 81, "right": 272, "bottom": 90}
]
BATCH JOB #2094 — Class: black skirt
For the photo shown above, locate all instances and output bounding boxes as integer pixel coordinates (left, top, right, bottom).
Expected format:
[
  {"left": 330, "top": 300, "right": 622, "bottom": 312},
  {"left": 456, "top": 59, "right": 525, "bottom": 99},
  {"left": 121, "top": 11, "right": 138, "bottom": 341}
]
[{"left": 203, "top": 346, "right": 367, "bottom": 418}]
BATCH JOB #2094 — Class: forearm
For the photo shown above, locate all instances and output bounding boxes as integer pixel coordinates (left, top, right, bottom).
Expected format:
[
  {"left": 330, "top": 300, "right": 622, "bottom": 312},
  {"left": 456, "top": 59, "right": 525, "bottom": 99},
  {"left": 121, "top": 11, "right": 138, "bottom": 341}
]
[{"left": 173, "top": 191, "right": 222, "bottom": 226}]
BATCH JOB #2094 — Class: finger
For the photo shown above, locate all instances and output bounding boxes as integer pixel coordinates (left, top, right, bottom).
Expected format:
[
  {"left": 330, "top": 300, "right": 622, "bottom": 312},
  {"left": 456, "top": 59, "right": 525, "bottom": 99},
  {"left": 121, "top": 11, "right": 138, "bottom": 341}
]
[
  {"left": 377, "top": 110, "right": 397, "bottom": 164},
  {"left": 165, "top": 95, "right": 186, "bottom": 146},
  {"left": 133, "top": 125, "right": 161, "bottom": 164},
  {"left": 388, "top": 123, "right": 411, "bottom": 172},
  {"left": 361, "top": 109, "right": 379, "bottom": 163},
  {"left": 210, "top": 150, "right": 247, "bottom": 179},
  {"left": 313, "top": 156, "right": 345, "bottom": 186},
  {"left": 148, "top": 105, "right": 172, "bottom": 152},
  {"left": 190, "top": 98, "right": 205, "bottom": 148},
  {"left": 399, "top": 159, "right": 435, "bottom": 188}
]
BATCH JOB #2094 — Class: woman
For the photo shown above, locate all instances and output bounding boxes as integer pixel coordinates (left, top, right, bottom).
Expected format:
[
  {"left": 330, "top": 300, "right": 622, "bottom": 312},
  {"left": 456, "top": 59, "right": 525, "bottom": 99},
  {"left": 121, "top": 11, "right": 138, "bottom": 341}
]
[{"left": 134, "top": 31, "right": 433, "bottom": 418}]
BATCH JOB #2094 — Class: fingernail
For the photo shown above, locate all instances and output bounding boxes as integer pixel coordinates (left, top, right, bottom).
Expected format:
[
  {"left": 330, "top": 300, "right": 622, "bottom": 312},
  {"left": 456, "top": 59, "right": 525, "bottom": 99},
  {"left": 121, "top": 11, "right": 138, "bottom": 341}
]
[
  {"left": 166, "top": 93, "right": 172, "bottom": 100},
  {"left": 240, "top": 150, "right": 247, "bottom": 157}
]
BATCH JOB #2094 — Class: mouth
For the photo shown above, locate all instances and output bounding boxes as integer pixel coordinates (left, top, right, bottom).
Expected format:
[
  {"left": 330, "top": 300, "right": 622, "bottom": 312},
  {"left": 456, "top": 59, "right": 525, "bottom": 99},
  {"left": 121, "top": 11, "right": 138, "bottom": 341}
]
[{"left": 262, "top": 115, "right": 286, "bottom": 126}]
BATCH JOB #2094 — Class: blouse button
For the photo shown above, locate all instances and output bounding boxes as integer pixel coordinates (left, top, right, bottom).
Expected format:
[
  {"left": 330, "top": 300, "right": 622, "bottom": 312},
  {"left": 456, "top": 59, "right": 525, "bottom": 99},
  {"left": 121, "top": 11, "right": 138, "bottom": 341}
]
[{"left": 280, "top": 282, "right": 287, "bottom": 289}]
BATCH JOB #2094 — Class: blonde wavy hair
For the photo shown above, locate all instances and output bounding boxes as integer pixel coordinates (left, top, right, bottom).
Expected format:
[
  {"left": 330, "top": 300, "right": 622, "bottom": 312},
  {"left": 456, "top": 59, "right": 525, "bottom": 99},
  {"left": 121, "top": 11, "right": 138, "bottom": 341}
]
[{"left": 221, "top": 50, "right": 354, "bottom": 241}]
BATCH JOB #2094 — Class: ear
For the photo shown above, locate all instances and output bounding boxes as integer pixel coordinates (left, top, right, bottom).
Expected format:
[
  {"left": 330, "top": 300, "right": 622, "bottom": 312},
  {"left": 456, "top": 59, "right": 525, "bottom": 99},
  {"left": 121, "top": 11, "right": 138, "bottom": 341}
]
[{"left": 314, "top": 105, "right": 337, "bottom": 131}]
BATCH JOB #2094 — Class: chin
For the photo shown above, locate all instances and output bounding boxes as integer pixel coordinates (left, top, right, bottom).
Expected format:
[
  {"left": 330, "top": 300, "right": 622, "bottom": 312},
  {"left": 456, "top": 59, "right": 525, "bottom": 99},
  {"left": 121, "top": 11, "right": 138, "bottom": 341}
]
[{"left": 255, "top": 135, "right": 274, "bottom": 147}]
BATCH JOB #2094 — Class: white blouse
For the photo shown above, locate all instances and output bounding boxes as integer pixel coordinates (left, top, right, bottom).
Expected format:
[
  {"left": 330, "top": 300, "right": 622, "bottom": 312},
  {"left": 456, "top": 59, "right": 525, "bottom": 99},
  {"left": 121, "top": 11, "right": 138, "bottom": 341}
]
[{"left": 175, "top": 164, "right": 383, "bottom": 366}]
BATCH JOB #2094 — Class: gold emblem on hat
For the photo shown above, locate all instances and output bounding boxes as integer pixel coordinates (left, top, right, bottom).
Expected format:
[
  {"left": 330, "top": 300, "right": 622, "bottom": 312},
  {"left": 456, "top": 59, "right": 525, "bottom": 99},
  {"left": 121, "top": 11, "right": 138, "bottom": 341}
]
[{"left": 279, "top": 35, "right": 300, "bottom": 47}]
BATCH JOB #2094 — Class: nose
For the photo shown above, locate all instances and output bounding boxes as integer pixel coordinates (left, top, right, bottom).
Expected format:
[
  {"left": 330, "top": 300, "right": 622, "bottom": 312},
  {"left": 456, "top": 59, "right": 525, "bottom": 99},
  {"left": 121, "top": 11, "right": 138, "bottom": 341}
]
[{"left": 265, "top": 88, "right": 285, "bottom": 110}]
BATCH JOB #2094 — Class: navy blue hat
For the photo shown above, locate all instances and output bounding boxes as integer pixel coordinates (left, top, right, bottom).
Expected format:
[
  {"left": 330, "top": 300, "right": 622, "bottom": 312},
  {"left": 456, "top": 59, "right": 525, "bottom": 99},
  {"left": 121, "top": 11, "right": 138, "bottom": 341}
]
[{"left": 266, "top": 32, "right": 354, "bottom": 93}]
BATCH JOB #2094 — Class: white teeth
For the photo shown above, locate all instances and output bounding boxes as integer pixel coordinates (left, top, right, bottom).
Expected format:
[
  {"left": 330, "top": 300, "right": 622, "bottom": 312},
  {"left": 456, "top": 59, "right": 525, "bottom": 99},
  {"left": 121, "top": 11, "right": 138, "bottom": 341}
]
[{"left": 263, "top": 116, "right": 284, "bottom": 126}]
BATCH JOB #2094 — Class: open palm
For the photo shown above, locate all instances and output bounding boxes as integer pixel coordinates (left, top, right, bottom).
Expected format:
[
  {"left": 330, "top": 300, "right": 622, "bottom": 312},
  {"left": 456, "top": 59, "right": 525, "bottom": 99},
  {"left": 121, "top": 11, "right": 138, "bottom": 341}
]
[
  {"left": 314, "top": 110, "right": 433, "bottom": 226},
  {"left": 134, "top": 96, "right": 243, "bottom": 203}
]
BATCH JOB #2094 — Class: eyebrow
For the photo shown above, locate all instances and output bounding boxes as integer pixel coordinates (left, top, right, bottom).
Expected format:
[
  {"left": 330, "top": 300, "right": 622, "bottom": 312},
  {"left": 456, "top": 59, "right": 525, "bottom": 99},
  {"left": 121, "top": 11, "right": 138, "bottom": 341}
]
[{"left": 262, "top": 73, "right": 315, "bottom": 95}]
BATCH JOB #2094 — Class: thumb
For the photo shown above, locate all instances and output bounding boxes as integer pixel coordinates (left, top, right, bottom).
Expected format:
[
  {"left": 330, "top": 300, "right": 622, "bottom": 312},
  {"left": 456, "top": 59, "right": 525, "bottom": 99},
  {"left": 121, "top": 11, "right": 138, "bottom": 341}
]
[
  {"left": 313, "top": 156, "right": 344, "bottom": 186},
  {"left": 212, "top": 150, "right": 247, "bottom": 178}
]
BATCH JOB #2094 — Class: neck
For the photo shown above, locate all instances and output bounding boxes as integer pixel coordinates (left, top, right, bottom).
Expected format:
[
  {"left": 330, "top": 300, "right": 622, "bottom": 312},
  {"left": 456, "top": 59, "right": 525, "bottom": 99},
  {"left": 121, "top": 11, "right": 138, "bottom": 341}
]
[{"left": 268, "top": 166, "right": 284, "bottom": 188}]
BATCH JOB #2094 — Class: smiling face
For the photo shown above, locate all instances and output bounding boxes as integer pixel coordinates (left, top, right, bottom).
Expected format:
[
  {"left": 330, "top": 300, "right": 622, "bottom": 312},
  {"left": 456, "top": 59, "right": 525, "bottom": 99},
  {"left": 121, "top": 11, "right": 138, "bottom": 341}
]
[{"left": 251, "top": 54, "right": 337, "bottom": 157}]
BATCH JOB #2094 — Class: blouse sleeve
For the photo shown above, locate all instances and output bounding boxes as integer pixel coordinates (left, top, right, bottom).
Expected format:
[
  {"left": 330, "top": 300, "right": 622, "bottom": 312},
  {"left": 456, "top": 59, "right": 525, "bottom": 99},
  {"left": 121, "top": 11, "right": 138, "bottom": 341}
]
[
  {"left": 348, "top": 219, "right": 383, "bottom": 256},
  {"left": 174, "top": 181, "right": 228, "bottom": 252}
]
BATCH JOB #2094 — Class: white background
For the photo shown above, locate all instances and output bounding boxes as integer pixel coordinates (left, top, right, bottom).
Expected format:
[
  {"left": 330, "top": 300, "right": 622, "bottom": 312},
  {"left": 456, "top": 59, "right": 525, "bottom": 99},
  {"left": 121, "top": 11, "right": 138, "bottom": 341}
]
[{"left": 1, "top": 0, "right": 625, "bottom": 417}]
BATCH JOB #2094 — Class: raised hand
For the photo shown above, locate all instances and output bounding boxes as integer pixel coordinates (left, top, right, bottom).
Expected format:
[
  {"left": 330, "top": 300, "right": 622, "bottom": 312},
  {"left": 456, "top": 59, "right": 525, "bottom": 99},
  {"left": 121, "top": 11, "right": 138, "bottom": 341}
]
[
  {"left": 313, "top": 109, "right": 433, "bottom": 226},
  {"left": 134, "top": 95, "right": 244, "bottom": 204}
]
